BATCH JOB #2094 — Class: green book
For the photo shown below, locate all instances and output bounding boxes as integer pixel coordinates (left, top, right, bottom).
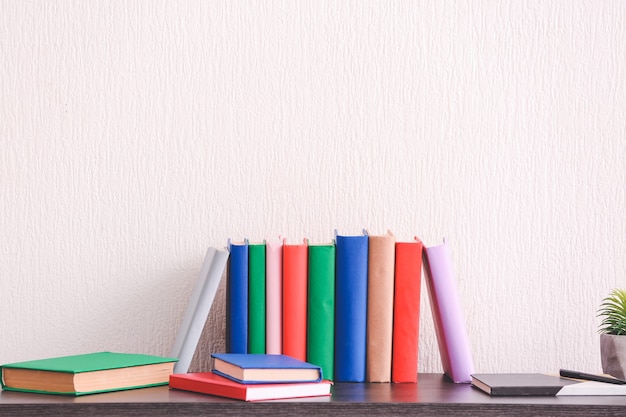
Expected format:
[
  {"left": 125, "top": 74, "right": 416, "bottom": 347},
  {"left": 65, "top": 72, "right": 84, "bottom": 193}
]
[
  {"left": 248, "top": 242, "right": 267, "bottom": 354},
  {"left": 0, "top": 352, "right": 177, "bottom": 396},
  {"left": 307, "top": 242, "right": 336, "bottom": 380}
]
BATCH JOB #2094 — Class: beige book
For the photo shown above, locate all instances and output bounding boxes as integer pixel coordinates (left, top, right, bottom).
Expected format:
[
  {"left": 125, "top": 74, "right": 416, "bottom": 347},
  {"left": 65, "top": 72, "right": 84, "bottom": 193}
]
[{"left": 366, "top": 230, "right": 396, "bottom": 382}]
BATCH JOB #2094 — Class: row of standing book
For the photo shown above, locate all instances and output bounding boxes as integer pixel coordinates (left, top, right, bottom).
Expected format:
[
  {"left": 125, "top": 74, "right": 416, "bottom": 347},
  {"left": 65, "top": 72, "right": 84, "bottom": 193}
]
[
  {"left": 10, "top": 230, "right": 471, "bottom": 400},
  {"left": 225, "top": 230, "right": 475, "bottom": 383},
  {"left": 6, "top": 232, "right": 626, "bottom": 400}
]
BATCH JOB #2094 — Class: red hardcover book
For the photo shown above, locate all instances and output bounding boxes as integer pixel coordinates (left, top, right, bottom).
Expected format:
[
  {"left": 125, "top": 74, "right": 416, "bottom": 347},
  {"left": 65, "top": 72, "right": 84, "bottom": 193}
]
[
  {"left": 391, "top": 237, "right": 423, "bottom": 383},
  {"left": 169, "top": 372, "right": 331, "bottom": 401},
  {"left": 282, "top": 239, "right": 308, "bottom": 361}
]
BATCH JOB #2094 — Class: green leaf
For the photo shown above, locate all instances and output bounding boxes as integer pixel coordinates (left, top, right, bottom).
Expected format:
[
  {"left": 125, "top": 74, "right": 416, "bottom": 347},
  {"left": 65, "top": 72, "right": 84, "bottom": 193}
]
[{"left": 598, "top": 289, "right": 626, "bottom": 335}]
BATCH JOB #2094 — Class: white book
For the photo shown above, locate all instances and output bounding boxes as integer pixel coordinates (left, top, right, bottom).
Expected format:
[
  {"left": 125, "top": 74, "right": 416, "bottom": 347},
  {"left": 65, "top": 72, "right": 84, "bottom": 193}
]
[
  {"left": 170, "top": 247, "right": 229, "bottom": 374},
  {"left": 557, "top": 380, "right": 626, "bottom": 396}
]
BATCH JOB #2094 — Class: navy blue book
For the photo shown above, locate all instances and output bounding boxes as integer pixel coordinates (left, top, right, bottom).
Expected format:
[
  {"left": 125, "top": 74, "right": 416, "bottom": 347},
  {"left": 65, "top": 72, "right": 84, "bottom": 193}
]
[
  {"left": 211, "top": 353, "right": 323, "bottom": 384},
  {"left": 226, "top": 240, "right": 249, "bottom": 354},
  {"left": 334, "top": 231, "right": 368, "bottom": 382}
]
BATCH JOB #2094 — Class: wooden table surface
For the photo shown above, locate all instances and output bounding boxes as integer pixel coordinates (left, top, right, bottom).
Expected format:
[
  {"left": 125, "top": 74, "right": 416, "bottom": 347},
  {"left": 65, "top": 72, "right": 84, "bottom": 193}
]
[{"left": 2, "top": 373, "right": 626, "bottom": 416}]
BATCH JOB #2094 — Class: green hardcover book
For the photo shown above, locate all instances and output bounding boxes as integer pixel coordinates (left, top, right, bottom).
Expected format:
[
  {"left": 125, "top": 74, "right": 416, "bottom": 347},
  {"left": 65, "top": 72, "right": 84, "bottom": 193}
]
[
  {"left": 0, "top": 352, "right": 177, "bottom": 396},
  {"left": 248, "top": 242, "right": 267, "bottom": 354},
  {"left": 307, "top": 242, "right": 336, "bottom": 380}
]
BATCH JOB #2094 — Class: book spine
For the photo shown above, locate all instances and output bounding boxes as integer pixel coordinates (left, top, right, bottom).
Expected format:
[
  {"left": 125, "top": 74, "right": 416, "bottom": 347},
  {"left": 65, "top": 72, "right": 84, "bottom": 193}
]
[
  {"left": 170, "top": 247, "right": 229, "bottom": 374},
  {"left": 423, "top": 239, "right": 475, "bottom": 383},
  {"left": 307, "top": 243, "right": 336, "bottom": 381},
  {"left": 391, "top": 238, "right": 423, "bottom": 383},
  {"left": 282, "top": 239, "right": 308, "bottom": 361},
  {"left": 227, "top": 240, "right": 249, "bottom": 354},
  {"left": 248, "top": 243, "right": 267, "bottom": 354},
  {"left": 366, "top": 231, "right": 396, "bottom": 382},
  {"left": 265, "top": 239, "right": 283, "bottom": 354},
  {"left": 334, "top": 232, "right": 368, "bottom": 382}
]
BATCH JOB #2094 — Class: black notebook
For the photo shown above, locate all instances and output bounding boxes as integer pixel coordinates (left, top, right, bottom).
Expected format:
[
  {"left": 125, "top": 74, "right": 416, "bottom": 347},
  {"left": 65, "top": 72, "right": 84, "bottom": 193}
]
[{"left": 471, "top": 373, "right": 578, "bottom": 396}]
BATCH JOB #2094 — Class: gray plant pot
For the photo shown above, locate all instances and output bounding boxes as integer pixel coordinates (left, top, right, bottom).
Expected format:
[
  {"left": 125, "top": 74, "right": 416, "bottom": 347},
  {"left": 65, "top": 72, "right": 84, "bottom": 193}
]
[{"left": 600, "top": 333, "right": 626, "bottom": 379}]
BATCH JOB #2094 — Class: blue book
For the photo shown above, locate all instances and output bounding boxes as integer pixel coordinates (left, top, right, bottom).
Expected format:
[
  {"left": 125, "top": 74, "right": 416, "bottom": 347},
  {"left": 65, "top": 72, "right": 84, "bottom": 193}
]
[
  {"left": 334, "top": 230, "right": 368, "bottom": 382},
  {"left": 227, "top": 240, "right": 249, "bottom": 354},
  {"left": 211, "top": 353, "right": 323, "bottom": 384}
]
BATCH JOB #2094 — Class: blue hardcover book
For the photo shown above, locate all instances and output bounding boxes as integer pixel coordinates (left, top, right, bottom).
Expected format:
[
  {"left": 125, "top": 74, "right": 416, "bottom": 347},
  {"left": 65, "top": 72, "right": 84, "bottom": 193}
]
[
  {"left": 227, "top": 240, "right": 249, "bottom": 354},
  {"left": 211, "top": 353, "right": 323, "bottom": 384},
  {"left": 334, "top": 230, "right": 369, "bottom": 382}
]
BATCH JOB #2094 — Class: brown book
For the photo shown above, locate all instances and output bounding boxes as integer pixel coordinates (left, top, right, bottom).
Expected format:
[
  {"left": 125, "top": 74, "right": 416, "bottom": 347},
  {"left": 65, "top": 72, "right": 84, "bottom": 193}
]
[{"left": 366, "top": 231, "right": 396, "bottom": 382}]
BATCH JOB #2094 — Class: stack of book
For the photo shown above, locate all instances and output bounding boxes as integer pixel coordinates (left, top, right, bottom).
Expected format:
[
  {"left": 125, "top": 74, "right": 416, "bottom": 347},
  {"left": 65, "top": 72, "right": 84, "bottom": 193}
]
[
  {"left": 224, "top": 230, "right": 474, "bottom": 384},
  {"left": 169, "top": 353, "right": 332, "bottom": 401}
]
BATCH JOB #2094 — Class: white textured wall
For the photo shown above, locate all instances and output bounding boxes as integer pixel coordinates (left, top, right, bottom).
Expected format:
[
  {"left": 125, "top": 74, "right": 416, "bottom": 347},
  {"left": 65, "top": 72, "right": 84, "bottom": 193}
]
[{"left": 1, "top": 1, "right": 625, "bottom": 375}]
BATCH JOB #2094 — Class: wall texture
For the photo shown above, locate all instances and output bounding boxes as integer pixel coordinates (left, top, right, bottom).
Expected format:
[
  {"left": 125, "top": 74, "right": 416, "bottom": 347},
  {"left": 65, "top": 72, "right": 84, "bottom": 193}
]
[{"left": 1, "top": 1, "right": 625, "bottom": 374}]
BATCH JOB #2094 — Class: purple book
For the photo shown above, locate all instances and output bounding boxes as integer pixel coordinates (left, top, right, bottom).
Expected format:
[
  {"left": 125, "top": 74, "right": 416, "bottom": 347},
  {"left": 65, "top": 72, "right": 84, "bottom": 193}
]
[{"left": 423, "top": 239, "right": 475, "bottom": 383}]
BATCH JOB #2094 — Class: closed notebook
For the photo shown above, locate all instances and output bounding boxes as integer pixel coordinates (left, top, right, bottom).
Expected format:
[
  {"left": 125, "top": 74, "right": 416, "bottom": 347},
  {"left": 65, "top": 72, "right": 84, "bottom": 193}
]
[
  {"left": 471, "top": 373, "right": 581, "bottom": 396},
  {"left": 169, "top": 371, "right": 331, "bottom": 402},
  {"left": 1, "top": 352, "right": 177, "bottom": 396},
  {"left": 472, "top": 373, "right": 626, "bottom": 396},
  {"left": 211, "top": 353, "right": 322, "bottom": 383}
]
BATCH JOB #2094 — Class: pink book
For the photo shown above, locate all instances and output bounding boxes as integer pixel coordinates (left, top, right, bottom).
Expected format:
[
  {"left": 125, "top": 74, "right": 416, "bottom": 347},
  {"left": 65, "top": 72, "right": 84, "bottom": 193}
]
[
  {"left": 265, "top": 238, "right": 284, "bottom": 354},
  {"left": 423, "top": 239, "right": 475, "bottom": 383}
]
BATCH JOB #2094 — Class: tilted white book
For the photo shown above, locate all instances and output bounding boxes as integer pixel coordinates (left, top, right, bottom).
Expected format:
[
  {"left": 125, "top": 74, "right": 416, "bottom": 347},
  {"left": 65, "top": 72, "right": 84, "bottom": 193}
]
[{"left": 170, "top": 247, "right": 229, "bottom": 374}]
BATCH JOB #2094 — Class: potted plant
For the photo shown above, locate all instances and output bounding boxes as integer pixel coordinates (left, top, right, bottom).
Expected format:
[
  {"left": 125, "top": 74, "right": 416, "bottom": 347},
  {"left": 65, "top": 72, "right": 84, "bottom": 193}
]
[{"left": 598, "top": 288, "right": 626, "bottom": 379}]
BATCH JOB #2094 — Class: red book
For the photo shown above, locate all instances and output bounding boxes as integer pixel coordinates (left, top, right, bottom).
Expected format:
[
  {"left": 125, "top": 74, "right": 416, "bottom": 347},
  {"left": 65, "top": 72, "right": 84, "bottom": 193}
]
[
  {"left": 169, "top": 372, "right": 331, "bottom": 401},
  {"left": 282, "top": 239, "right": 308, "bottom": 361},
  {"left": 391, "top": 237, "right": 423, "bottom": 383}
]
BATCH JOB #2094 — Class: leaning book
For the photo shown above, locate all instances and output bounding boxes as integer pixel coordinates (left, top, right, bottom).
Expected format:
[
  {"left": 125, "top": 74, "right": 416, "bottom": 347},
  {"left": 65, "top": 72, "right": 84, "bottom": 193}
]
[
  {"left": 0, "top": 352, "right": 177, "bottom": 396},
  {"left": 423, "top": 239, "right": 475, "bottom": 383},
  {"left": 170, "top": 247, "right": 229, "bottom": 374},
  {"left": 169, "top": 371, "right": 332, "bottom": 401}
]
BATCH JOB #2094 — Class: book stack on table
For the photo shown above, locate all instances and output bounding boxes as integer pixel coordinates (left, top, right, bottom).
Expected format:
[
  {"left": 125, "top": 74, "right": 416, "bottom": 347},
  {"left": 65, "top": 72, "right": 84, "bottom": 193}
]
[{"left": 169, "top": 353, "right": 332, "bottom": 401}]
